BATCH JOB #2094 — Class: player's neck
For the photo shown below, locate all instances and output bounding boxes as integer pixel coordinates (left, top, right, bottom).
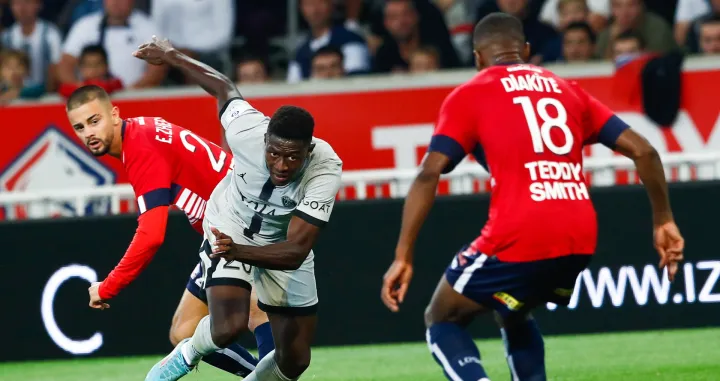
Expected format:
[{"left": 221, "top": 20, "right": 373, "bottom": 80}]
[
  {"left": 108, "top": 121, "right": 124, "bottom": 159},
  {"left": 493, "top": 54, "right": 524, "bottom": 66}
]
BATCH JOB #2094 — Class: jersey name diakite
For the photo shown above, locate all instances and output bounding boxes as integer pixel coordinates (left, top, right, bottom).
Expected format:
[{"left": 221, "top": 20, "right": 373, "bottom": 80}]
[
  {"left": 206, "top": 98, "right": 343, "bottom": 244},
  {"left": 121, "top": 116, "right": 233, "bottom": 232},
  {"left": 429, "top": 63, "right": 629, "bottom": 262}
]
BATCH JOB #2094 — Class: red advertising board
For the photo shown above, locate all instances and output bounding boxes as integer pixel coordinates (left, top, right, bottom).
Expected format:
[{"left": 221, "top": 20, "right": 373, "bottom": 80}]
[{"left": 0, "top": 61, "right": 718, "bottom": 199}]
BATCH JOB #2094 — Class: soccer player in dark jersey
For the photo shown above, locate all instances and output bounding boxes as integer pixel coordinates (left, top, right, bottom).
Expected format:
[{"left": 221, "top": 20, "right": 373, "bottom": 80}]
[
  {"left": 381, "top": 13, "right": 685, "bottom": 381},
  {"left": 65, "top": 86, "right": 274, "bottom": 377}
]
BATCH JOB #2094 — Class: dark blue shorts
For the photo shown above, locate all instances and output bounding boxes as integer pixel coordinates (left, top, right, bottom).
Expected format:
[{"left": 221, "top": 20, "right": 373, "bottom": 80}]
[
  {"left": 185, "top": 261, "right": 207, "bottom": 304},
  {"left": 445, "top": 246, "right": 591, "bottom": 318}
]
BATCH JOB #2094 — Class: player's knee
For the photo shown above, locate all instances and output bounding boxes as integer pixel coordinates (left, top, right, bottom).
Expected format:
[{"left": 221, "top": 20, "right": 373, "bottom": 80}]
[
  {"left": 424, "top": 304, "right": 437, "bottom": 328},
  {"left": 210, "top": 314, "right": 248, "bottom": 347},
  {"left": 248, "top": 291, "right": 269, "bottom": 332},
  {"left": 275, "top": 346, "right": 311, "bottom": 378},
  {"left": 169, "top": 319, "right": 197, "bottom": 346}
]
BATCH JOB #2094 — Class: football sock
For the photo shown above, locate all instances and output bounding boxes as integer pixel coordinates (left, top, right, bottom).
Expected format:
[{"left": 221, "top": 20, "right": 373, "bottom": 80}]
[
  {"left": 182, "top": 315, "right": 219, "bottom": 366},
  {"left": 500, "top": 317, "right": 546, "bottom": 381},
  {"left": 201, "top": 344, "right": 258, "bottom": 377},
  {"left": 243, "top": 350, "right": 298, "bottom": 381},
  {"left": 426, "top": 323, "right": 490, "bottom": 381},
  {"left": 254, "top": 321, "right": 275, "bottom": 359}
]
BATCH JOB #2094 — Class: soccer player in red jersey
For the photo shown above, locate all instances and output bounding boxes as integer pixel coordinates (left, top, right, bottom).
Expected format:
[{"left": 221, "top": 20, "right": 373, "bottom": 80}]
[
  {"left": 381, "top": 13, "right": 685, "bottom": 381},
  {"left": 65, "top": 86, "right": 274, "bottom": 377}
]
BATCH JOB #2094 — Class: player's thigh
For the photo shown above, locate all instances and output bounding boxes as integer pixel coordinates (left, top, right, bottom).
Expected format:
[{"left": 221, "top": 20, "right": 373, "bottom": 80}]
[
  {"left": 199, "top": 238, "right": 253, "bottom": 332},
  {"left": 425, "top": 275, "right": 488, "bottom": 328},
  {"left": 444, "top": 246, "right": 543, "bottom": 321},
  {"left": 253, "top": 252, "right": 318, "bottom": 315},
  {"left": 170, "top": 262, "right": 209, "bottom": 344}
]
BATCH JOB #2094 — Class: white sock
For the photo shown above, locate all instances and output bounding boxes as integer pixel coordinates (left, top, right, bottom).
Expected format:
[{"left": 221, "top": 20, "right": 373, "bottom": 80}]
[
  {"left": 243, "top": 350, "right": 297, "bottom": 381},
  {"left": 181, "top": 315, "right": 220, "bottom": 366}
]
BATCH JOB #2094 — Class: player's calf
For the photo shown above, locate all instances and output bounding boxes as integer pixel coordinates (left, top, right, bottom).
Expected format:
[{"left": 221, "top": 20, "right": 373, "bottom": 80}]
[
  {"left": 425, "top": 276, "right": 491, "bottom": 381},
  {"left": 496, "top": 312, "right": 546, "bottom": 381}
]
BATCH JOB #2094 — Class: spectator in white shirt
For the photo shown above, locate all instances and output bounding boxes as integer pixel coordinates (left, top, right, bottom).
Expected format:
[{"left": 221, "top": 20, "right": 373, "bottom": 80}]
[
  {"left": 674, "top": 0, "right": 715, "bottom": 46},
  {"left": 540, "top": 0, "right": 610, "bottom": 32},
  {"left": 1, "top": 0, "right": 62, "bottom": 91},
  {"left": 151, "top": 0, "right": 234, "bottom": 73},
  {"left": 58, "top": 0, "right": 166, "bottom": 89}
]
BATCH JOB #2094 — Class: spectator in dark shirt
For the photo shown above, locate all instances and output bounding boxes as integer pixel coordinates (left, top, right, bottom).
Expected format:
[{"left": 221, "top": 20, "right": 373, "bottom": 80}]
[
  {"left": 374, "top": 0, "right": 459, "bottom": 73},
  {"left": 493, "top": 0, "right": 560, "bottom": 63},
  {"left": 686, "top": 5, "right": 720, "bottom": 53},
  {"left": 311, "top": 45, "right": 345, "bottom": 79},
  {"left": 409, "top": 45, "right": 440, "bottom": 73},
  {"left": 612, "top": 30, "right": 645, "bottom": 63},
  {"left": 0, "top": 48, "right": 44, "bottom": 104},
  {"left": 288, "top": 0, "right": 369, "bottom": 83},
  {"left": 562, "top": 21, "right": 596, "bottom": 62}
]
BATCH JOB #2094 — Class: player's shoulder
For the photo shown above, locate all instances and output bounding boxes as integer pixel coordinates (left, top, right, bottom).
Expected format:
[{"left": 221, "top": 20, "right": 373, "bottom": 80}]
[
  {"left": 307, "top": 138, "right": 343, "bottom": 175},
  {"left": 220, "top": 97, "right": 269, "bottom": 132}
]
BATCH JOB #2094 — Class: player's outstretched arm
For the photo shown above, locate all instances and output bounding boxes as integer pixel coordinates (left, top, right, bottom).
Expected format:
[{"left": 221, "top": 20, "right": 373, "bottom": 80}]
[
  {"left": 133, "top": 36, "right": 241, "bottom": 107},
  {"left": 381, "top": 152, "right": 449, "bottom": 312},
  {"left": 613, "top": 129, "right": 685, "bottom": 281},
  {"left": 209, "top": 219, "right": 320, "bottom": 270}
]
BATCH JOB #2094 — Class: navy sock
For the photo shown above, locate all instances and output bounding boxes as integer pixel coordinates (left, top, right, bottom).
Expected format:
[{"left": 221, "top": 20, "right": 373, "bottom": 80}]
[
  {"left": 201, "top": 343, "right": 258, "bottom": 377},
  {"left": 500, "top": 318, "right": 546, "bottom": 381},
  {"left": 426, "top": 323, "right": 490, "bottom": 381},
  {"left": 254, "top": 322, "right": 274, "bottom": 360}
]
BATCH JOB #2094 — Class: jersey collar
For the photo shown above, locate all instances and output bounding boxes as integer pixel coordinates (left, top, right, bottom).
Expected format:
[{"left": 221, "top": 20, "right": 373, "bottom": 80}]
[{"left": 121, "top": 119, "right": 127, "bottom": 140}]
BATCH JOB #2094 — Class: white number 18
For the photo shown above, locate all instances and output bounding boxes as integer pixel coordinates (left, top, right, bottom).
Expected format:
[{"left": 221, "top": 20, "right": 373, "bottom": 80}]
[{"left": 513, "top": 96, "right": 573, "bottom": 155}]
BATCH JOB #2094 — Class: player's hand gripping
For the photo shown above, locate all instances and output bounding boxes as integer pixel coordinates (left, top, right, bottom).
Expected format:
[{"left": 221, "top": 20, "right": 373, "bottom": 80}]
[
  {"left": 654, "top": 221, "right": 685, "bottom": 282},
  {"left": 132, "top": 35, "right": 174, "bottom": 65},
  {"left": 381, "top": 259, "right": 413, "bottom": 313},
  {"left": 88, "top": 282, "right": 110, "bottom": 310},
  {"left": 209, "top": 227, "right": 239, "bottom": 261}
]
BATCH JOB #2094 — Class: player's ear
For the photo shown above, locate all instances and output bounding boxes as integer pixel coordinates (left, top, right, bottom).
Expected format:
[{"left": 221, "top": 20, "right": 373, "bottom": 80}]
[
  {"left": 522, "top": 43, "right": 531, "bottom": 62},
  {"left": 111, "top": 106, "right": 121, "bottom": 124},
  {"left": 473, "top": 50, "right": 482, "bottom": 71}
]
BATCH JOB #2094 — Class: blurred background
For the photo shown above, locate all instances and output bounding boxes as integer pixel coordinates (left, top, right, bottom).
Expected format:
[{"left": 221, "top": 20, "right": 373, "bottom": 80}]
[{"left": 1, "top": 1, "right": 720, "bottom": 380}]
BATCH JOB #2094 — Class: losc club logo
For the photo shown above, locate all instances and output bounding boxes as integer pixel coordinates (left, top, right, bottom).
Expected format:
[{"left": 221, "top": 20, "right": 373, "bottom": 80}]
[{"left": 0, "top": 126, "right": 116, "bottom": 219}]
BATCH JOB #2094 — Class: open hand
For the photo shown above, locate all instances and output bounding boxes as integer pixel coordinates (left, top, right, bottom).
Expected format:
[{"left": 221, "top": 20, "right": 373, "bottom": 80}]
[
  {"left": 88, "top": 282, "right": 110, "bottom": 310},
  {"left": 654, "top": 221, "right": 684, "bottom": 282},
  {"left": 132, "top": 35, "right": 174, "bottom": 65}
]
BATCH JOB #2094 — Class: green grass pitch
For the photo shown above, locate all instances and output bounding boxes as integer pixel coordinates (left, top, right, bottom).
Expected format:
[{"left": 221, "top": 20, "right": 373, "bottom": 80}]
[{"left": 2, "top": 328, "right": 719, "bottom": 381}]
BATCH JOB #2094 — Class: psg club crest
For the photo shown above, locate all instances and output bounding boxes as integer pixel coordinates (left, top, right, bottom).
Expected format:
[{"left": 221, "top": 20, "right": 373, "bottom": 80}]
[
  {"left": 281, "top": 196, "right": 297, "bottom": 208},
  {"left": 0, "top": 125, "right": 116, "bottom": 219}
]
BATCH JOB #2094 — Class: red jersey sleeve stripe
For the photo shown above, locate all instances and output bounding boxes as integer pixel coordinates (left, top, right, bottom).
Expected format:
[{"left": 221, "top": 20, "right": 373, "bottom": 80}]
[
  {"left": 597, "top": 115, "right": 630, "bottom": 149},
  {"left": 137, "top": 188, "right": 171, "bottom": 214},
  {"left": 428, "top": 134, "right": 468, "bottom": 174}
]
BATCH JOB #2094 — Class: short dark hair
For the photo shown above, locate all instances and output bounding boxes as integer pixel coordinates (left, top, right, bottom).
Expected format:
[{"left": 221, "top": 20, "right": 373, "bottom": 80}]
[
  {"left": 66, "top": 85, "right": 110, "bottom": 111},
  {"left": 565, "top": 21, "right": 596, "bottom": 43},
  {"left": 267, "top": 105, "right": 314, "bottom": 143},
  {"left": 312, "top": 45, "right": 343, "bottom": 62},
  {"left": 80, "top": 45, "right": 109, "bottom": 64},
  {"left": 700, "top": 13, "right": 720, "bottom": 27},
  {"left": 473, "top": 12, "right": 525, "bottom": 47},
  {"left": 0, "top": 49, "right": 30, "bottom": 70},
  {"left": 236, "top": 53, "right": 271, "bottom": 77},
  {"left": 615, "top": 30, "right": 645, "bottom": 49}
]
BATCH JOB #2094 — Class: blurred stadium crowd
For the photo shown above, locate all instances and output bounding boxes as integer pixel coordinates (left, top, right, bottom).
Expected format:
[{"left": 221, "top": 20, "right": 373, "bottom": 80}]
[{"left": 0, "top": 0, "right": 716, "bottom": 104}]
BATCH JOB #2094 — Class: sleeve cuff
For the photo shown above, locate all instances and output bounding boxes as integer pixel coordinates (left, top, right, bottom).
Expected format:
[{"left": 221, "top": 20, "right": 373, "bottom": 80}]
[
  {"left": 219, "top": 97, "right": 245, "bottom": 120},
  {"left": 137, "top": 188, "right": 171, "bottom": 214},
  {"left": 293, "top": 209, "right": 327, "bottom": 228},
  {"left": 597, "top": 115, "right": 630, "bottom": 149},
  {"left": 98, "top": 280, "right": 113, "bottom": 300},
  {"left": 428, "top": 134, "right": 468, "bottom": 174}
]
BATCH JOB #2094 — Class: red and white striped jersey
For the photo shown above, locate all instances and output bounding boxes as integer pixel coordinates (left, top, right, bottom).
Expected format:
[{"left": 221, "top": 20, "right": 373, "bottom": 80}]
[{"left": 121, "top": 116, "right": 232, "bottom": 233}]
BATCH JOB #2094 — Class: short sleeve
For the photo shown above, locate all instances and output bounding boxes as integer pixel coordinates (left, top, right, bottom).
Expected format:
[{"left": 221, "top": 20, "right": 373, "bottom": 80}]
[
  {"left": 574, "top": 83, "right": 629, "bottom": 148},
  {"left": 293, "top": 161, "right": 342, "bottom": 228},
  {"left": 126, "top": 148, "right": 173, "bottom": 214},
  {"left": 219, "top": 98, "right": 269, "bottom": 134},
  {"left": 587, "top": 0, "right": 610, "bottom": 16},
  {"left": 675, "top": 0, "right": 708, "bottom": 23},
  {"left": 62, "top": 17, "right": 94, "bottom": 57},
  {"left": 428, "top": 86, "right": 476, "bottom": 173}
]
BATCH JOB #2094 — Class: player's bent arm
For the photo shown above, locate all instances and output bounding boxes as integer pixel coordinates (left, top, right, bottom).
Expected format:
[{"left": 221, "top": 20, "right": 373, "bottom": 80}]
[
  {"left": 162, "top": 49, "right": 241, "bottom": 107},
  {"left": 226, "top": 217, "right": 321, "bottom": 270},
  {"left": 613, "top": 129, "right": 673, "bottom": 225},
  {"left": 395, "top": 152, "right": 451, "bottom": 261},
  {"left": 98, "top": 206, "right": 169, "bottom": 300}
]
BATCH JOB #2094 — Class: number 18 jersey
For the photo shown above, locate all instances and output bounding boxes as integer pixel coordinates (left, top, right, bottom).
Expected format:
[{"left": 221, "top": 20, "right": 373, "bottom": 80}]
[
  {"left": 429, "top": 63, "right": 629, "bottom": 262},
  {"left": 121, "top": 116, "right": 232, "bottom": 233}
]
